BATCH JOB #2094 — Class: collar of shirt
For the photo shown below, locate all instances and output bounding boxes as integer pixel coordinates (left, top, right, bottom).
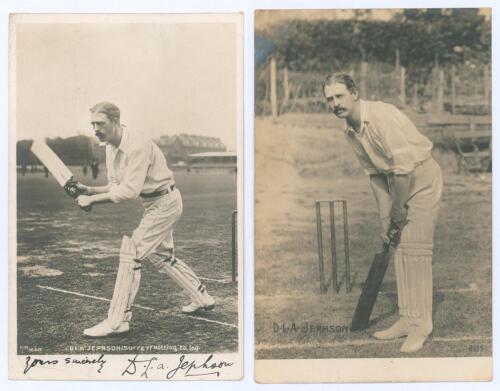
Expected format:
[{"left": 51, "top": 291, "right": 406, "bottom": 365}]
[
  {"left": 344, "top": 99, "right": 369, "bottom": 137},
  {"left": 110, "top": 126, "right": 128, "bottom": 153}
]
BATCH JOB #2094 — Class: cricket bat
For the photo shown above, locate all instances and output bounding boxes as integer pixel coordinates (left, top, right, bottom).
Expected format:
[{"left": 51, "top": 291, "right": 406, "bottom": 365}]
[
  {"left": 30, "top": 140, "right": 88, "bottom": 208},
  {"left": 350, "top": 242, "right": 396, "bottom": 331},
  {"left": 31, "top": 140, "right": 73, "bottom": 187}
]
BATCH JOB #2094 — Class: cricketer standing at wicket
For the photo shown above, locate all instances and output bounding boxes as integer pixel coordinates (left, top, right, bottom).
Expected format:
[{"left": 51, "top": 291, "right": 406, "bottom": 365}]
[
  {"left": 323, "top": 73, "right": 443, "bottom": 353},
  {"left": 70, "top": 102, "right": 215, "bottom": 338}
]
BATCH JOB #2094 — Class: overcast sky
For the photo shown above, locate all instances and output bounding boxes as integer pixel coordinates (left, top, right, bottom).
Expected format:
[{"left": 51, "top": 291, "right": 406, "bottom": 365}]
[{"left": 14, "top": 17, "right": 239, "bottom": 150}]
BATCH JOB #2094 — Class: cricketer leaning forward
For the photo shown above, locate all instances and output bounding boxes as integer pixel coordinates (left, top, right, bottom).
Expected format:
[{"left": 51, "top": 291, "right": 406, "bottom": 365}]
[
  {"left": 324, "top": 73, "right": 443, "bottom": 353},
  {"left": 75, "top": 101, "right": 215, "bottom": 338}
]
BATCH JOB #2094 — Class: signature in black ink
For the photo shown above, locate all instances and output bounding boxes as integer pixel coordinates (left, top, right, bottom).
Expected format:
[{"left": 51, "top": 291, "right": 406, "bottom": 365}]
[
  {"left": 167, "top": 354, "right": 234, "bottom": 379},
  {"left": 23, "top": 355, "right": 107, "bottom": 375},
  {"left": 64, "top": 354, "right": 107, "bottom": 373},
  {"left": 24, "top": 356, "right": 58, "bottom": 374},
  {"left": 121, "top": 354, "right": 234, "bottom": 379},
  {"left": 121, "top": 356, "right": 161, "bottom": 378}
]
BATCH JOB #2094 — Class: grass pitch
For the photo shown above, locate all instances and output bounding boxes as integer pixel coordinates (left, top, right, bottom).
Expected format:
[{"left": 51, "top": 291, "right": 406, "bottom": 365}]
[
  {"left": 16, "top": 169, "right": 238, "bottom": 355},
  {"left": 255, "top": 114, "right": 491, "bottom": 359}
]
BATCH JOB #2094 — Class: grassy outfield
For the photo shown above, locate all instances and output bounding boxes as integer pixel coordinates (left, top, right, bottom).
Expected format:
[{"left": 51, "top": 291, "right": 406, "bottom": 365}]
[
  {"left": 16, "top": 170, "right": 238, "bottom": 355},
  {"left": 255, "top": 114, "right": 491, "bottom": 359}
]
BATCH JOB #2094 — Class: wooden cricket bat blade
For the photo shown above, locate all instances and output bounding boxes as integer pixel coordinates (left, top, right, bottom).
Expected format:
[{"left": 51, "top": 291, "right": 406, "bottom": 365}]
[
  {"left": 350, "top": 248, "right": 395, "bottom": 331},
  {"left": 31, "top": 140, "right": 73, "bottom": 187}
]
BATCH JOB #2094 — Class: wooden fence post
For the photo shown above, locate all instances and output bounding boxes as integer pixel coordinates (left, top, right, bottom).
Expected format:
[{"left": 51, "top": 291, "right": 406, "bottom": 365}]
[
  {"left": 360, "top": 62, "right": 368, "bottom": 99},
  {"left": 264, "top": 76, "right": 269, "bottom": 102},
  {"left": 413, "top": 82, "right": 419, "bottom": 108},
  {"left": 451, "top": 65, "right": 456, "bottom": 114},
  {"left": 431, "top": 70, "right": 436, "bottom": 103},
  {"left": 400, "top": 66, "right": 406, "bottom": 105},
  {"left": 270, "top": 56, "right": 278, "bottom": 118},
  {"left": 436, "top": 69, "right": 444, "bottom": 112},
  {"left": 282, "top": 66, "right": 289, "bottom": 111}
]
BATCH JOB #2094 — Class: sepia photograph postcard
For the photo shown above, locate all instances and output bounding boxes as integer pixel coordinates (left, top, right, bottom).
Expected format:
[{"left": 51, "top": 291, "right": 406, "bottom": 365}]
[
  {"left": 254, "top": 8, "right": 492, "bottom": 383},
  {"left": 9, "top": 13, "right": 243, "bottom": 381}
]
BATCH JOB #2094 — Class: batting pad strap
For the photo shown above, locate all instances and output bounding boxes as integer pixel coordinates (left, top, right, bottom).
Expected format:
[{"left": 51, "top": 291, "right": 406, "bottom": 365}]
[
  {"left": 398, "top": 243, "right": 433, "bottom": 256},
  {"left": 108, "top": 236, "right": 142, "bottom": 329},
  {"left": 400, "top": 223, "right": 436, "bottom": 245},
  {"left": 148, "top": 253, "right": 205, "bottom": 305}
]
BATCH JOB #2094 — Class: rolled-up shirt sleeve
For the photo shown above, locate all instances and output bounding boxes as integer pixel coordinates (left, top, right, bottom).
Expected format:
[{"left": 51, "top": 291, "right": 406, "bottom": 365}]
[
  {"left": 375, "top": 105, "right": 417, "bottom": 175},
  {"left": 109, "top": 144, "right": 151, "bottom": 202}
]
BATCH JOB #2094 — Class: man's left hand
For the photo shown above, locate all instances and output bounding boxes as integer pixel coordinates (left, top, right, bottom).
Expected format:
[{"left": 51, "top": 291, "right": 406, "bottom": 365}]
[
  {"left": 76, "top": 195, "right": 92, "bottom": 211},
  {"left": 64, "top": 178, "right": 85, "bottom": 198}
]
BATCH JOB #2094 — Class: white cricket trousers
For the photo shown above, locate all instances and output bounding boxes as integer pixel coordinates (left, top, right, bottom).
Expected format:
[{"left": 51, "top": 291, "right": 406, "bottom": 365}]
[{"left": 132, "top": 188, "right": 206, "bottom": 307}]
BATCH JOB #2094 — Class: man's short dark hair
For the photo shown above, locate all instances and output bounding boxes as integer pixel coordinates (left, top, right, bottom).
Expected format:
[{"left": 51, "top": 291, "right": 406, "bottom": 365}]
[
  {"left": 323, "top": 72, "right": 358, "bottom": 95},
  {"left": 90, "top": 102, "right": 120, "bottom": 123}
]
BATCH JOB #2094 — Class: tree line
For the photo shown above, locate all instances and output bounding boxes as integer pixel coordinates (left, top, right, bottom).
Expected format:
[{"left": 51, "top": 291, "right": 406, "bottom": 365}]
[{"left": 256, "top": 9, "right": 491, "bottom": 84}]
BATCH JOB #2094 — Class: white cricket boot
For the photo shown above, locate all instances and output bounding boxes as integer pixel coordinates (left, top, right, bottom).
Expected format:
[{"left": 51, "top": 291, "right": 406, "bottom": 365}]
[
  {"left": 400, "top": 323, "right": 430, "bottom": 353},
  {"left": 182, "top": 289, "right": 215, "bottom": 314},
  {"left": 373, "top": 317, "right": 410, "bottom": 340},
  {"left": 83, "top": 319, "right": 130, "bottom": 338}
]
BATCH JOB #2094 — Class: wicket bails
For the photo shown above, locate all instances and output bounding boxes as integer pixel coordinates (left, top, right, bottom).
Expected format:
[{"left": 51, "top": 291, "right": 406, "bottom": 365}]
[{"left": 315, "top": 199, "right": 351, "bottom": 294}]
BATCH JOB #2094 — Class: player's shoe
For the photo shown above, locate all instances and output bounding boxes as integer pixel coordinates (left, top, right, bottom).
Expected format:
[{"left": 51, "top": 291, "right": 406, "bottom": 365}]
[
  {"left": 400, "top": 326, "right": 430, "bottom": 353},
  {"left": 373, "top": 317, "right": 410, "bottom": 340},
  {"left": 83, "top": 319, "right": 130, "bottom": 337},
  {"left": 182, "top": 293, "right": 215, "bottom": 314}
]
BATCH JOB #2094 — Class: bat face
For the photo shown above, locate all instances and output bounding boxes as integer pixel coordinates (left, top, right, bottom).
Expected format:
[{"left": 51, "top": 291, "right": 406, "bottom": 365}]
[
  {"left": 30, "top": 140, "right": 73, "bottom": 186},
  {"left": 350, "top": 248, "right": 395, "bottom": 331}
]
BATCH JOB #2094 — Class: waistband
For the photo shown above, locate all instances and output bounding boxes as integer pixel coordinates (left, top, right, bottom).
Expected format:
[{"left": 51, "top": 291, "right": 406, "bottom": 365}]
[{"left": 140, "top": 184, "right": 175, "bottom": 199}]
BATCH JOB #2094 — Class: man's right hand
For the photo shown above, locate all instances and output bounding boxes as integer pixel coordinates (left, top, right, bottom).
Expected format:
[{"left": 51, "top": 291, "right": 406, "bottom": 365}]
[{"left": 76, "top": 195, "right": 92, "bottom": 211}]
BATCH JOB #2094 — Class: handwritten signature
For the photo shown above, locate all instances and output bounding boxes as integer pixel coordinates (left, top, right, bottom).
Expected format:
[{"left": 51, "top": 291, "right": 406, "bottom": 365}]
[
  {"left": 122, "top": 354, "right": 234, "bottom": 379},
  {"left": 24, "top": 354, "right": 106, "bottom": 374},
  {"left": 22, "top": 353, "right": 233, "bottom": 379}
]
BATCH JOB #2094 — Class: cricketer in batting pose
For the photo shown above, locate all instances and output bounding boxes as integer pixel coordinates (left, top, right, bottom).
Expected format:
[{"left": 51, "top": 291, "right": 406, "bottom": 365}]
[
  {"left": 73, "top": 102, "right": 215, "bottom": 338},
  {"left": 323, "top": 73, "right": 443, "bottom": 353}
]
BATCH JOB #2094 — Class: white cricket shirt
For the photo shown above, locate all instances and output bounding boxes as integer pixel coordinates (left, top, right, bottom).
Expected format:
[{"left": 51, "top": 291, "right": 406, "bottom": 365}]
[
  {"left": 344, "top": 100, "right": 433, "bottom": 175},
  {"left": 106, "top": 127, "right": 174, "bottom": 203}
]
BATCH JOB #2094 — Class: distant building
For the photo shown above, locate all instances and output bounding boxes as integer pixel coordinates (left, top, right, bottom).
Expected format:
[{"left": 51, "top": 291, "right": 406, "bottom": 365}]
[
  {"left": 88, "top": 133, "right": 229, "bottom": 172},
  {"left": 173, "top": 151, "right": 237, "bottom": 175},
  {"left": 158, "top": 134, "right": 226, "bottom": 165}
]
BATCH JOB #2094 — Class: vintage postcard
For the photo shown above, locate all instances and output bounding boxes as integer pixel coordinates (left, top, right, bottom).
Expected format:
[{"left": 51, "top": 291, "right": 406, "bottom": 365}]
[
  {"left": 9, "top": 13, "right": 243, "bottom": 380},
  {"left": 255, "top": 9, "right": 492, "bottom": 382}
]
